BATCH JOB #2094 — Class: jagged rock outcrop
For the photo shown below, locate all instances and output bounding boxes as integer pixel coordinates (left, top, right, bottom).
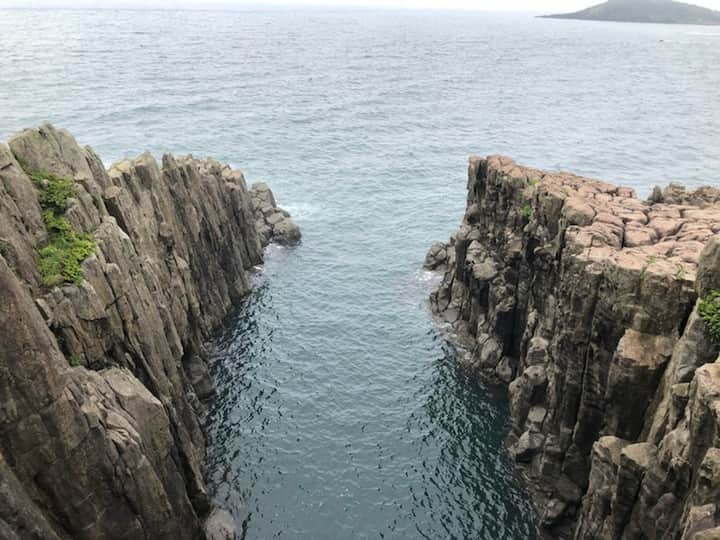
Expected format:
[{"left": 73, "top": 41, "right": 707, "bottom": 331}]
[
  {"left": 0, "top": 124, "right": 298, "bottom": 539},
  {"left": 424, "top": 241, "right": 450, "bottom": 271},
  {"left": 250, "top": 182, "right": 301, "bottom": 247},
  {"left": 429, "top": 156, "right": 720, "bottom": 539}
]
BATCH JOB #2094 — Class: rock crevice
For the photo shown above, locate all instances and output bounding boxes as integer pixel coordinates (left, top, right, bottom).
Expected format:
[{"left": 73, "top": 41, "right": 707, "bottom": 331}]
[
  {"left": 429, "top": 155, "right": 720, "bottom": 539},
  {"left": 0, "top": 124, "right": 299, "bottom": 539}
]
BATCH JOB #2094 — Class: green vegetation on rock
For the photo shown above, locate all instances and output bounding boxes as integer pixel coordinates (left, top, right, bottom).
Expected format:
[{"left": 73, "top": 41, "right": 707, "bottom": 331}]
[
  {"left": 521, "top": 204, "right": 532, "bottom": 219},
  {"left": 31, "top": 172, "right": 77, "bottom": 211},
  {"left": 31, "top": 171, "right": 96, "bottom": 287},
  {"left": 67, "top": 354, "right": 83, "bottom": 367},
  {"left": 699, "top": 290, "right": 720, "bottom": 346}
]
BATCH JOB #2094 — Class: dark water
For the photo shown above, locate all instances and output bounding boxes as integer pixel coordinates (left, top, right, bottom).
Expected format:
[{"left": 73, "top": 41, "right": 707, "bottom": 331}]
[
  {"left": 2, "top": 8, "right": 719, "bottom": 539},
  {"left": 206, "top": 247, "right": 533, "bottom": 539}
]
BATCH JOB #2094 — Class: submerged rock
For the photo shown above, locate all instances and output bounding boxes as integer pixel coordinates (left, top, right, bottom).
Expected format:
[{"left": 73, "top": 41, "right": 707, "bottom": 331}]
[
  {"left": 0, "top": 124, "right": 298, "bottom": 539},
  {"left": 430, "top": 155, "right": 720, "bottom": 539}
]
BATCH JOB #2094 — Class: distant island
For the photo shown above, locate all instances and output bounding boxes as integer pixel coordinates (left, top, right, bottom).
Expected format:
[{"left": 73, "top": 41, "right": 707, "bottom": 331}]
[{"left": 541, "top": 0, "right": 720, "bottom": 25}]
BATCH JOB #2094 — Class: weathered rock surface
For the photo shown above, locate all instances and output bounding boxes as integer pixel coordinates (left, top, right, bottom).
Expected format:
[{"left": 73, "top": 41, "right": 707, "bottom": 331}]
[
  {"left": 250, "top": 182, "right": 301, "bottom": 246},
  {"left": 429, "top": 155, "right": 720, "bottom": 539},
  {"left": 424, "top": 241, "right": 449, "bottom": 271},
  {"left": 0, "top": 124, "right": 297, "bottom": 539}
]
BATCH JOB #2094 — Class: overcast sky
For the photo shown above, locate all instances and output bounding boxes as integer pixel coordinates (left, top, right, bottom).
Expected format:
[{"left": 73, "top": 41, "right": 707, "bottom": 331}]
[{"left": 2, "top": 0, "right": 720, "bottom": 12}]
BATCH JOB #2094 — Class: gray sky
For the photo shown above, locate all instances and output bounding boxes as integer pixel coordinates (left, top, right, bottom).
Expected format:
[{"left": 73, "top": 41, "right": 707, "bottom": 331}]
[
  {"left": 0, "top": 0, "right": 720, "bottom": 12},
  {"left": 3, "top": 0, "right": 720, "bottom": 12}
]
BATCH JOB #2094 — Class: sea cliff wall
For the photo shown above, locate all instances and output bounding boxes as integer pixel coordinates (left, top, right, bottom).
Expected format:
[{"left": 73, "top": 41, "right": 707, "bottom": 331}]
[
  {"left": 0, "top": 124, "right": 298, "bottom": 539},
  {"left": 428, "top": 156, "right": 720, "bottom": 539}
]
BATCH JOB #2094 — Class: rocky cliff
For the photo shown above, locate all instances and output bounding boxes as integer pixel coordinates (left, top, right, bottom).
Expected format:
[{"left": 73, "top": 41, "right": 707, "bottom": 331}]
[
  {"left": 428, "top": 156, "right": 720, "bottom": 539},
  {"left": 0, "top": 124, "right": 298, "bottom": 539}
]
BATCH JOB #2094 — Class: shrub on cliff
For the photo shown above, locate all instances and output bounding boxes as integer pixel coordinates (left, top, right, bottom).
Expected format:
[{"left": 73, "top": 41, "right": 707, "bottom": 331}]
[
  {"left": 31, "top": 171, "right": 96, "bottom": 286},
  {"left": 699, "top": 290, "right": 720, "bottom": 346},
  {"left": 31, "top": 172, "right": 76, "bottom": 210}
]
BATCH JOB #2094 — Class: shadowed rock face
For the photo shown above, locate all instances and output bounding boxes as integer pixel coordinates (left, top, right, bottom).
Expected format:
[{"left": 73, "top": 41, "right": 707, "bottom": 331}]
[
  {"left": 541, "top": 0, "right": 720, "bottom": 25},
  {"left": 429, "top": 156, "right": 720, "bottom": 539},
  {"left": 0, "top": 124, "right": 298, "bottom": 539}
]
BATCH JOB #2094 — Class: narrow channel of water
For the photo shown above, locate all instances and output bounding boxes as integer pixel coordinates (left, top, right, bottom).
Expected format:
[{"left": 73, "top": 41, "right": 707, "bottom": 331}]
[{"left": 205, "top": 244, "right": 535, "bottom": 539}]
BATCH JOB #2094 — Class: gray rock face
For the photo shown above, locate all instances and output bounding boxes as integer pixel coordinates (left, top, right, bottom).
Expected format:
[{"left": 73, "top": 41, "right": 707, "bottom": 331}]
[
  {"left": 424, "top": 241, "right": 449, "bottom": 270},
  {"left": 430, "top": 156, "right": 720, "bottom": 539},
  {"left": 0, "top": 124, "right": 297, "bottom": 539},
  {"left": 250, "top": 182, "right": 301, "bottom": 246}
]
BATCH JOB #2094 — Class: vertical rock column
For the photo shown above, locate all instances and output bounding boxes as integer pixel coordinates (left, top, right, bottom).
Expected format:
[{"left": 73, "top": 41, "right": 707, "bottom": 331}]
[
  {"left": 430, "top": 156, "right": 720, "bottom": 538},
  {"left": 0, "top": 124, "right": 299, "bottom": 539}
]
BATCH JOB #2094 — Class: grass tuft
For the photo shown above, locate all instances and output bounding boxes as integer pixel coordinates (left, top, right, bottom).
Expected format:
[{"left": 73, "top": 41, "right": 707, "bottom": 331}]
[
  {"left": 67, "top": 354, "right": 83, "bottom": 367},
  {"left": 699, "top": 290, "right": 720, "bottom": 347},
  {"left": 521, "top": 204, "right": 532, "bottom": 219}
]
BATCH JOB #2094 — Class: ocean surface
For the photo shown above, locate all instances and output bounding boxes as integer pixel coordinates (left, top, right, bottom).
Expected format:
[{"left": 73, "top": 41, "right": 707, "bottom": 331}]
[{"left": 2, "top": 8, "right": 719, "bottom": 539}]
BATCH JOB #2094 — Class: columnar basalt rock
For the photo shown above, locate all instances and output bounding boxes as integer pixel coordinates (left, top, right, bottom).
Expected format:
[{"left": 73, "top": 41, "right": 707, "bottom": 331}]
[
  {"left": 429, "top": 156, "right": 720, "bottom": 539},
  {"left": 0, "top": 124, "right": 298, "bottom": 539}
]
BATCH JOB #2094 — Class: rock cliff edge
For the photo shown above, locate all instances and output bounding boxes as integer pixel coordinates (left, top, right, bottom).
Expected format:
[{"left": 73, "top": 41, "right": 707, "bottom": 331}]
[
  {"left": 428, "top": 156, "right": 720, "bottom": 539},
  {"left": 0, "top": 124, "right": 299, "bottom": 539}
]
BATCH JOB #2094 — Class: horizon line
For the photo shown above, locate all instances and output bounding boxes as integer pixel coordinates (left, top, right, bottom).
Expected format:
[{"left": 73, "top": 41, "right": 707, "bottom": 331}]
[{"left": 0, "top": 4, "right": 547, "bottom": 14}]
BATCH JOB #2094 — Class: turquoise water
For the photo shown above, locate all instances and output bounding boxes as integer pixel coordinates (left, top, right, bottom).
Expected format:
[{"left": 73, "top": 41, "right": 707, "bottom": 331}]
[{"left": 2, "top": 8, "right": 719, "bottom": 539}]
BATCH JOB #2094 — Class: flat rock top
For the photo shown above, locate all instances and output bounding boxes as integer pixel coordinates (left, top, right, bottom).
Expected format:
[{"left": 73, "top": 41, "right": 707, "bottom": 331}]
[
  {"left": 621, "top": 442, "right": 658, "bottom": 470},
  {"left": 616, "top": 328, "right": 675, "bottom": 368},
  {"left": 595, "top": 435, "right": 630, "bottom": 465},
  {"left": 482, "top": 155, "right": 720, "bottom": 283}
]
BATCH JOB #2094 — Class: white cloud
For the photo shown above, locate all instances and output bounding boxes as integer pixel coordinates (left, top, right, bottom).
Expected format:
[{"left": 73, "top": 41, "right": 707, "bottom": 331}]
[{"left": 1, "top": 0, "right": 720, "bottom": 12}]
